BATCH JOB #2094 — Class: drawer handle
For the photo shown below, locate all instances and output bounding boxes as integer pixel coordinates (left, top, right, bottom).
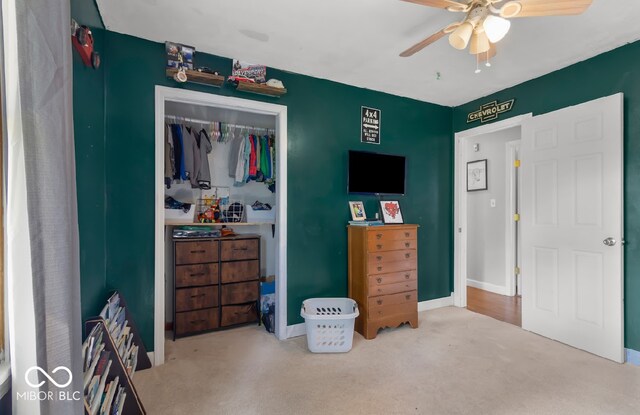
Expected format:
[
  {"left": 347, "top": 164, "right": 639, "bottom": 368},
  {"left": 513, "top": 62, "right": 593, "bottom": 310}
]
[
  {"left": 377, "top": 266, "right": 382, "bottom": 272},
  {"left": 405, "top": 274, "right": 410, "bottom": 280},
  {"left": 405, "top": 242, "right": 410, "bottom": 248},
  {"left": 190, "top": 250, "right": 206, "bottom": 254},
  {"left": 376, "top": 278, "right": 382, "bottom": 283},
  {"left": 233, "top": 247, "right": 249, "bottom": 251},
  {"left": 405, "top": 232, "right": 410, "bottom": 237},
  {"left": 406, "top": 294, "right": 411, "bottom": 300},
  {"left": 376, "top": 256, "right": 382, "bottom": 261},
  {"left": 376, "top": 234, "right": 382, "bottom": 240},
  {"left": 190, "top": 294, "right": 206, "bottom": 298},
  {"left": 405, "top": 253, "right": 410, "bottom": 259},
  {"left": 376, "top": 244, "right": 382, "bottom": 249},
  {"left": 190, "top": 319, "right": 206, "bottom": 324},
  {"left": 190, "top": 272, "right": 205, "bottom": 277},
  {"left": 377, "top": 299, "right": 383, "bottom": 305}
]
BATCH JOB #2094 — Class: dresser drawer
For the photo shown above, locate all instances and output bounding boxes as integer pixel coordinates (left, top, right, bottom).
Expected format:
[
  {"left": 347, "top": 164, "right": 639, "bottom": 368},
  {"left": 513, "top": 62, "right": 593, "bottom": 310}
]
[
  {"left": 368, "top": 229, "right": 417, "bottom": 243},
  {"left": 221, "top": 281, "right": 259, "bottom": 305},
  {"left": 175, "top": 308, "right": 219, "bottom": 336},
  {"left": 368, "top": 301, "right": 416, "bottom": 320},
  {"left": 175, "top": 240, "right": 218, "bottom": 265},
  {"left": 368, "top": 250, "right": 416, "bottom": 266},
  {"left": 369, "top": 270, "right": 417, "bottom": 287},
  {"left": 368, "top": 279, "right": 417, "bottom": 297},
  {"left": 368, "top": 290, "right": 417, "bottom": 313},
  {"left": 221, "top": 239, "right": 259, "bottom": 261},
  {"left": 368, "top": 238, "right": 417, "bottom": 252},
  {"left": 221, "top": 260, "right": 260, "bottom": 283},
  {"left": 175, "top": 263, "right": 218, "bottom": 288},
  {"left": 221, "top": 303, "right": 258, "bottom": 327},
  {"left": 368, "top": 260, "right": 415, "bottom": 275},
  {"left": 175, "top": 286, "right": 218, "bottom": 312}
]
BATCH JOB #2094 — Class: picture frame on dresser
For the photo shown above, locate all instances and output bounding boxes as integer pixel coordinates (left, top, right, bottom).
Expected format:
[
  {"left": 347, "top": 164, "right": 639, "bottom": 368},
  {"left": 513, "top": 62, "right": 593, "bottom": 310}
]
[
  {"left": 349, "top": 201, "right": 366, "bottom": 221},
  {"left": 379, "top": 200, "right": 404, "bottom": 224}
]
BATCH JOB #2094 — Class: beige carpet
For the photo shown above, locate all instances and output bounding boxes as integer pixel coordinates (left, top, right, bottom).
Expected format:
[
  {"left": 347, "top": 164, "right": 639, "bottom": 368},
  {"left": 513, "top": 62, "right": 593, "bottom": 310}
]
[{"left": 134, "top": 307, "right": 640, "bottom": 414}]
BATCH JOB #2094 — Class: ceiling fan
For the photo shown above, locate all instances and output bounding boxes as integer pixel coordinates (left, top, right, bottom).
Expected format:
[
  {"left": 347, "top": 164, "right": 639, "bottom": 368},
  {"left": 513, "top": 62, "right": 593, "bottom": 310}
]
[{"left": 399, "top": 0, "right": 593, "bottom": 62}]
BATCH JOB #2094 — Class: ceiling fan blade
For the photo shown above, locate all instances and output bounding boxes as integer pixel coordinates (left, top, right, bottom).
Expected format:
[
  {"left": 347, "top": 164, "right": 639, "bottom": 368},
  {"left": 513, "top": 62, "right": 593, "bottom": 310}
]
[
  {"left": 504, "top": 0, "right": 592, "bottom": 18},
  {"left": 401, "top": 0, "right": 469, "bottom": 10},
  {"left": 400, "top": 30, "right": 448, "bottom": 57}
]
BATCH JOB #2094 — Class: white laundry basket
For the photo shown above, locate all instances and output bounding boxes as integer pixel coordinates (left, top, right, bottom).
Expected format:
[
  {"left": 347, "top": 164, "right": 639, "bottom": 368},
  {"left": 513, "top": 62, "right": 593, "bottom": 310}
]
[{"left": 300, "top": 298, "right": 359, "bottom": 353}]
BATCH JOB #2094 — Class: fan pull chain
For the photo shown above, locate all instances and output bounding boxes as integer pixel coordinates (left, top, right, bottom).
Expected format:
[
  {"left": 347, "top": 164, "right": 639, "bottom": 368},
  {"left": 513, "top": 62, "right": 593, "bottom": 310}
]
[
  {"left": 485, "top": 50, "right": 492, "bottom": 67},
  {"left": 475, "top": 53, "right": 481, "bottom": 74}
]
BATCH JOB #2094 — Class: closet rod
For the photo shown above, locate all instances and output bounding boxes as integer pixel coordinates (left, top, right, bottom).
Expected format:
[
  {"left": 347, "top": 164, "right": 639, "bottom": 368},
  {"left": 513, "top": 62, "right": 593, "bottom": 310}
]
[{"left": 165, "top": 115, "right": 275, "bottom": 131}]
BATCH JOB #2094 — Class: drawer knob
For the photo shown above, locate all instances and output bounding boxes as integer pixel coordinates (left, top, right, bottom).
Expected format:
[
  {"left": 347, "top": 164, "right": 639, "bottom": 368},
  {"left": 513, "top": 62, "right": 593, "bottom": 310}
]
[
  {"left": 190, "top": 250, "right": 206, "bottom": 254},
  {"left": 405, "top": 242, "right": 410, "bottom": 248},
  {"left": 190, "top": 294, "right": 205, "bottom": 298},
  {"left": 405, "top": 253, "right": 410, "bottom": 259},
  {"left": 377, "top": 299, "right": 383, "bottom": 305},
  {"left": 406, "top": 294, "right": 411, "bottom": 300},
  {"left": 405, "top": 274, "right": 410, "bottom": 279},
  {"left": 377, "top": 266, "right": 383, "bottom": 272},
  {"left": 377, "top": 278, "right": 382, "bottom": 284},
  {"left": 190, "top": 319, "right": 206, "bottom": 324},
  {"left": 376, "top": 256, "right": 382, "bottom": 261},
  {"left": 190, "top": 272, "right": 205, "bottom": 277},
  {"left": 233, "top": 247, "right": 248, "bottom": 251},
  {"left": 377, "top": 244, "right": 383, "bottom": 249},
  {"left": 405, "top": 232, "right": 410, "bottom": 237},
  {"left": 376, "top": 234, "right": 382, "bottom": 240}
]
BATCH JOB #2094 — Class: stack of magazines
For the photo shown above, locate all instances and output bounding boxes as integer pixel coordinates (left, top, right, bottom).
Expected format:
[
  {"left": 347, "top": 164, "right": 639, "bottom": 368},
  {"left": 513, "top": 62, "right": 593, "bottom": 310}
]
[
  {"left": 99, "top": 293, "right": 139, "bottom": 378},
  {"left": 82, "top": 323, "right": 127, "bottom": 415}
]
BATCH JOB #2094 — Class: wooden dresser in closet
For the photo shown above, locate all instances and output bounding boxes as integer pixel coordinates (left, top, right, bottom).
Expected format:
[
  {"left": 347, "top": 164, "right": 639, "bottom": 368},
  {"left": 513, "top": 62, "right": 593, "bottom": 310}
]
[
  {"left": 173, "top": 234, "right": 260, "bottom": 339},
  {"left": 348, "top": 224, "right": 419, "bottom": 339}
]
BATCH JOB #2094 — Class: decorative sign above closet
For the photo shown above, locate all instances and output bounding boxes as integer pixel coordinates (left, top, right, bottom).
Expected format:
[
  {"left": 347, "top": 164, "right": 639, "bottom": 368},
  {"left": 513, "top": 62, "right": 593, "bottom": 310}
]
[
  {"left": 361, "top": 106, "right": 381, "bottom": 144},
  {"left": 467, "top": 99, "right": 515, "bottom": 124}
]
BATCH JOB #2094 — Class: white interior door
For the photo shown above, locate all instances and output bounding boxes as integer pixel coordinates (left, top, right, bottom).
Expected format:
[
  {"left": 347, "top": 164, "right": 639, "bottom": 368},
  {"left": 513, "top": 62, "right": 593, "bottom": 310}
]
[{"left": 521, "top": 93, "right": 624, "bottom": 363}]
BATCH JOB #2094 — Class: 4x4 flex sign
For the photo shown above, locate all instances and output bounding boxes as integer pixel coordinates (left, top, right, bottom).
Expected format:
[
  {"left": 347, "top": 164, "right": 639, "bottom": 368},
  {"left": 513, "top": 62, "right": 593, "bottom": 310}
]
[{"left": 467, "top": 99, "right": 515, "bottom": 124}]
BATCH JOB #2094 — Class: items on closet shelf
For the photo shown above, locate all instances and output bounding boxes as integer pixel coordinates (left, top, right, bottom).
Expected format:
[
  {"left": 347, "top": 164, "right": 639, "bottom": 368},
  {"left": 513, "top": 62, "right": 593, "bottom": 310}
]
[
  {"left": 229, "top": 132, "right": 276, "bottom": 192},
  {"left": 164, "top": 122, "right": 212, "bottom": 190}
]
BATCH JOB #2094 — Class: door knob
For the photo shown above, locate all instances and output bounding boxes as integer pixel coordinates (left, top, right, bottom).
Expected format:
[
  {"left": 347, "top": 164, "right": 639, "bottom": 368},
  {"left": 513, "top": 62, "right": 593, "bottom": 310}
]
[{"left": 603, "top": 237, "right": 617, "bottom": 247}]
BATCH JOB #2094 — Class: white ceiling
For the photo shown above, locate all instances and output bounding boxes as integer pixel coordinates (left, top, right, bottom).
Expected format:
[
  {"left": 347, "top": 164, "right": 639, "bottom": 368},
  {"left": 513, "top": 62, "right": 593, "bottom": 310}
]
[{"left": 97, "top": 0, "right": 640, "bottom": 107}]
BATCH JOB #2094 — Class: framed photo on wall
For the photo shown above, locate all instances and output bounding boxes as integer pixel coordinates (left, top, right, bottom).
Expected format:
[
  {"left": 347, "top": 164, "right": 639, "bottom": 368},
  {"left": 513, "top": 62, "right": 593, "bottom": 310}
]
[
  {"left": 349, "top": 201, "right": 366, "bottom": 221},
  {"left": 379, "top": 200, "right": 404, "bottom": 224},
  {"left": 467, "top": 159, "right": 488, "bottom": 191}
]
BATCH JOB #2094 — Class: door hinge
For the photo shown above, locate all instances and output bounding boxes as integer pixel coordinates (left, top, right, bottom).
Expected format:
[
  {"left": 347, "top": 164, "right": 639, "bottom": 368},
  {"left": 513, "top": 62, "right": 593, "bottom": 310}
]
[
  {"left": 515, "top": 266, "right": 521, "bottom": 275},
  {"left": 514, "top": 213, "right": 520, "bottom": 222},
  {"left": 514, "top": 160, "right": 521, "bottom": 168}
]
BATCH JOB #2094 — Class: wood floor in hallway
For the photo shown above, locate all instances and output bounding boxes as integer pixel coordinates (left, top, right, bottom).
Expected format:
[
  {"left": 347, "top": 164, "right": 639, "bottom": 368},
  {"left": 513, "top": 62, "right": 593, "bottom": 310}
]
[{"left": 467, "top": 286, "right": 522, "bottom": 327}]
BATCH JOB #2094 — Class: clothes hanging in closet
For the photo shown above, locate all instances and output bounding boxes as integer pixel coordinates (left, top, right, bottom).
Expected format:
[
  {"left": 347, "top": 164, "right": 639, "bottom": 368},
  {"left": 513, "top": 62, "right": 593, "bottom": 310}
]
[
  {"left": 196, "top": 129, "right": 212, "bottom": 190},
  {"left": 229, "top": 133, "right": 276, "bottom": 192},
  {"left": 165, "top": 122, "right": 213, "bottom": 190}
]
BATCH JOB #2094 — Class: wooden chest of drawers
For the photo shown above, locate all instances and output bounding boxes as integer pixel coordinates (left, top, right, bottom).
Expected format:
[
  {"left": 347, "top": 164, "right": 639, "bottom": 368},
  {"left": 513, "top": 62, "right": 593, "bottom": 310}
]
[
  {"left": 348, "top": 224, "right": 419, "bottom": 339},
  {"left": 173, "top": 235, "right": 260, "bottom": 339}
]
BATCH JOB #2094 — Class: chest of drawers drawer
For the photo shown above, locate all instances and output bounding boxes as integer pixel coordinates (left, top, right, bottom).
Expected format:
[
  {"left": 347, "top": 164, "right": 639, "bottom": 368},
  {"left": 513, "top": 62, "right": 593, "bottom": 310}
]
[
  {"left": 368, "top": 279, "right": 417, "bottom": 297},
  {"left": 175, "top": 263, "right": 218, "bottom": 288},
  {"left": 368, "top": 238, "right": 417, "bottom": 252},
  {"left": 369, "top": 270, "right": 417, "bottom": 287},
  {"left": 221, "top": 239, "right": 259, "bottom": 261},
  {"left": 220, "top": 260, "right": 260, "bottom": 283},
  {"left": 175, "top": 286, "right": 218, "bottom": 312},
  {"left": 368, "top": 301, "right": 417, "bottom": 321},
  {"left": 368, "top": 259, "right": 416, "bottom": 275},
  {"left": 368, "top": 249, "right": 416, "bottom": 266},
  {"left": 175, "top": 308, "right": 219, "bottom": 336},
  {"left": 221, "top": 281, "right": 259, "bottom": 305},
  {"left": 175, "top": 240, "right": 218, "bottom": 264},
  {"left": 368, "top": 290, "right": 417, "bottom": 312},
  {"left": 368, "top": 229, "right": 417, "bottom": 243}
]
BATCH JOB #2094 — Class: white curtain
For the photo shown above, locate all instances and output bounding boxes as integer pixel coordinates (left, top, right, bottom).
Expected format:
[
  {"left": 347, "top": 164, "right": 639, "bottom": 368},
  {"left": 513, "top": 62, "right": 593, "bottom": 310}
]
[{"left": 2, "top": 0, "right": 82, "bottom": 413}]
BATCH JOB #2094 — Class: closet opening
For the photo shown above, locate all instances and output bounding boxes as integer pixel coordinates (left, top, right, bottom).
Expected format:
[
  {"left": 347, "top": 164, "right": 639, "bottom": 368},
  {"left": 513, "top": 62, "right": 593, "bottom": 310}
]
[{"left": 154, "top": 87, "right": 288, "bottom": 366}]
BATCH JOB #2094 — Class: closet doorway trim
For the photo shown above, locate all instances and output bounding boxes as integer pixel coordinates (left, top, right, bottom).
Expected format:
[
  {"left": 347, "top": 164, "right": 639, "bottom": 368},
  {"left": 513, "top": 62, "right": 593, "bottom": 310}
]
[{"left": 154, "top": 86, "right": 288, "bottom": 366}]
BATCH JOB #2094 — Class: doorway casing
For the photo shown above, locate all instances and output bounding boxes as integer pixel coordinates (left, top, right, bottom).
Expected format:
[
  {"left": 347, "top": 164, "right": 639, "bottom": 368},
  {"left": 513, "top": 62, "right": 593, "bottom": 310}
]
[
  {"left": 453, "top": 114, "right": 532, "bottom": 308},
  {"left": 154, "top": 86, "right": 288, "bottom": 366}
]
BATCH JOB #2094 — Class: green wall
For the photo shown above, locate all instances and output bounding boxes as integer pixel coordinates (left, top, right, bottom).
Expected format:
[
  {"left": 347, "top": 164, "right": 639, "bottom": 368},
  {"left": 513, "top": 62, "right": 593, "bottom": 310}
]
[
  {"left": 101, "top": 32, "right": 453, "bottom": 349},
  {"left": 454, "top": 41, "right": 640, "bottom": 351},
  {"left": 72, "top": 2, "right": 107, "bottom": 323}
]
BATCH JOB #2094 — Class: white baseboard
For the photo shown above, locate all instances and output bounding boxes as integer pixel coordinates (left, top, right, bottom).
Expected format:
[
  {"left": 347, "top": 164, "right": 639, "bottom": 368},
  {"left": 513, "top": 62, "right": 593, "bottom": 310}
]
[
  {"left": 147, "top": 351, "right": 155, "bottom": 367},
  {"left": 467, "top": 279, "right": 508, "bottom": 296},
  {"left": 286, "top": 323, "right": 306, "bottom": 339},
  {"left": 418, "top": 294, "right": 454, "bottom": 312}
]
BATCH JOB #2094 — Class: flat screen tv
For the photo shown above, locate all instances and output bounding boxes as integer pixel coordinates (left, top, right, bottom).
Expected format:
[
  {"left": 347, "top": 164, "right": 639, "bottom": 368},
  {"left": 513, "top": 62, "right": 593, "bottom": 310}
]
[{"left": 348, "top": 150, "right": 406, "bottom": 195}]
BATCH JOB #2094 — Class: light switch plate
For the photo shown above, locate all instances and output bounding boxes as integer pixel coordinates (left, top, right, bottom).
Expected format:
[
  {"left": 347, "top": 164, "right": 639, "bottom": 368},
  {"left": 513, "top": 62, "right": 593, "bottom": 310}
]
[{"left": 490, "top": 199, "right": 496, "bottom": 208}]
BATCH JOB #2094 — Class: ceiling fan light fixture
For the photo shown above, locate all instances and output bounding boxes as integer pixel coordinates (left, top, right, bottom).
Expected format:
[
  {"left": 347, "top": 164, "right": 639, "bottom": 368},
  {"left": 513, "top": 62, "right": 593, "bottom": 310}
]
[
  {"left": 484, "top": 15, "right": 511, "bottom": 43},
  {"left": 469, "top": 31, "right": 490, "bottom": 55},
  {"left": 499, "top": 1, "right": 523, "bottom": 19},
  {"left": 449, "top": 21, "right": 474, "bottom": 50}
]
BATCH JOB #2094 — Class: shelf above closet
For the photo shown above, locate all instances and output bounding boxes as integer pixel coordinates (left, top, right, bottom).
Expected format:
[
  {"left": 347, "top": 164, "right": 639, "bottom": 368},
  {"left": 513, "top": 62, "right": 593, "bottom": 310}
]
[
  {"left": 165, "top": 221, "right": 274, "bottom": 226},
  {"left": 229, "top": 81, "right": 287, "bottom": 97},
  {"left": 166, "top": 68, "right": 225, "bottom": 87}
]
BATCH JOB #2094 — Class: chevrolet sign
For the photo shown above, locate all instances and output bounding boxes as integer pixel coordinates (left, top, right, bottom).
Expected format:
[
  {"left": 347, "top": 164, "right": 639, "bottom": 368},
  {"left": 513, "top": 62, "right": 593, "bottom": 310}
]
[{"left": 467, "top": 99, "right": 515, "bottom": 124}]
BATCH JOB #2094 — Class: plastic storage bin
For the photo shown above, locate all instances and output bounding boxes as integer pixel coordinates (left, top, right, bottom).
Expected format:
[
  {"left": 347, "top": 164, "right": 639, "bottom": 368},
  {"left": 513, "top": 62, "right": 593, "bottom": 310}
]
[
  {"left": 245, "top": 205, "right": 276, "bottom": 223},
  {"left": 300, "top": 298, "right": 359, "bottom": 353}
]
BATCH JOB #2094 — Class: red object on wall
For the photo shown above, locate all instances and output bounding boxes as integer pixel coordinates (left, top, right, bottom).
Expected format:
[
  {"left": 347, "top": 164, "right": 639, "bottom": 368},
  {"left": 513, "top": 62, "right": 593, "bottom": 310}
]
[{"left": 72, "top": 26, "right": 100, "bottom": 69}]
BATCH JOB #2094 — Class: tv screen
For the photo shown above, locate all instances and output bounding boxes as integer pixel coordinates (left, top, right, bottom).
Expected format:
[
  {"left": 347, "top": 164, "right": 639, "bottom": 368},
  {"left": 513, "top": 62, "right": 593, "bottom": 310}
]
[{"left": 348, "top": 150, "right": 406, "bottom": 195}]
